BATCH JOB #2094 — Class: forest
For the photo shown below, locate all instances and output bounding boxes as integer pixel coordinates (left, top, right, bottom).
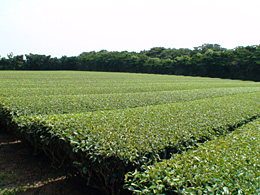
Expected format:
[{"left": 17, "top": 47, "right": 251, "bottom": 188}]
[{"left": 0, "top": 44, "right": 259, "bottom": 81}]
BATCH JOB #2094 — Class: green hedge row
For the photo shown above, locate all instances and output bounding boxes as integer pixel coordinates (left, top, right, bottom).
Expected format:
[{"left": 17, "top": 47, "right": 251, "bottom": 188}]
[
  {"left": 8, "top": 92, "right": 260, "bottom": 194},
  {"left": 1, "top": 71, "right": 260, "bottom": 98},
  {"left": 125, "top": 119, "right": 260, "bottom": 194},
  {"left": 1, "top": 87, "right": 259, "bottom": 116}
]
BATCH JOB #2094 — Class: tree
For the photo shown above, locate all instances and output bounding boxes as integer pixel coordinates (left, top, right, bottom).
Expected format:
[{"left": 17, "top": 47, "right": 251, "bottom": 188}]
[{"left": 194, "top": 44, "right": 226, "bottom": 54}]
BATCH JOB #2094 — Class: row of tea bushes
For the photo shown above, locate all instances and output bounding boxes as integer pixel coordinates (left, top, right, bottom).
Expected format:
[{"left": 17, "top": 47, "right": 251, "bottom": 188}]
[
  {"left": 2, "top": 84, "right": 260, "bottom": 98},
  {"left": 12, "top": 92, "right": 260, "bottom": 194},
  {"left": 125, "top": 118, "right": 260, "bottom": 194},
  {"left": 1, "top": 87, "right": 260, "bottom": 116},
  {"left": 1, "top": 72, "right": 260, "bottom": 194},
  {"left": 1, "top": 71, "right": 260, "bottom": 98}
]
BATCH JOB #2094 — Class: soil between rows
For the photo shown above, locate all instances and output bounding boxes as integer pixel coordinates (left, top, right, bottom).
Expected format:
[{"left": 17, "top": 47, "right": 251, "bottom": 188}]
[{"left": 0, "top": 130, "right": 100, "bottom": 195}]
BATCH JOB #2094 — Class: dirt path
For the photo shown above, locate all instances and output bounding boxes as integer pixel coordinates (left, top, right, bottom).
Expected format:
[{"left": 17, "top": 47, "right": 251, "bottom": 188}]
[{"left": 0, "top": 131, "right": 99, "bottom": 195}]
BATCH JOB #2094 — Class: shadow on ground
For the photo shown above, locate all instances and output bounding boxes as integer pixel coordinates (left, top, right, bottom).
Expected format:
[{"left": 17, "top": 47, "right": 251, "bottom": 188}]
[{"left": 0, "top": 131, "right": 101, "bottom": 195}]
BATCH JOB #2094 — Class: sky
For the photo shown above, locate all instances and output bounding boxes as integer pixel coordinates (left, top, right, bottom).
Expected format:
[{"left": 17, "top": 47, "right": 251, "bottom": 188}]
[{"left": 1, "top": 0, "right": 260, "bottom": 57}]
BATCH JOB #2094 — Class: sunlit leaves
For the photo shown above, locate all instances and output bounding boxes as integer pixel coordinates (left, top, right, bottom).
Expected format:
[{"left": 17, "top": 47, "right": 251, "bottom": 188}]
[
  {"left": 1, "top": 71, "right": 260, "bottom": 194},
  {"left": 125, "top": 119, "right": 260, "bottom": 194}
]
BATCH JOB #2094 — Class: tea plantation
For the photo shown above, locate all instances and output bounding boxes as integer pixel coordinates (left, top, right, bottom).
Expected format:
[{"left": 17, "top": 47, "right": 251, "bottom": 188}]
[{"left": 1, "top": 71, "right": 260, "bottom": 194}]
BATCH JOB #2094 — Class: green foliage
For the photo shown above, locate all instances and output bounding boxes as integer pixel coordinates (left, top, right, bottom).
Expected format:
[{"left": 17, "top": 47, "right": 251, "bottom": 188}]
[
  {"left": 1, "top": 71, "right": 260, "bottom": 194},
  {"left": 125, "top": 119, "right": 260, "bottom": 194},
  {"left": 0, "top": 187, "right": 25, "bottom": 195},
  {"left": 14, "top": 92, "right": 260, "bottom": 161},
  {"left": 1, "top": 71, "right": 260, "bottom": 98},
  {"left": 11, "top": 92, "right": 260, "bottom": 194},
  {"left": 1, "top": 87, "right": 260, "bottom": 116},
  {"left": 1, "top": 44, "right": 260, "bottom": 81}
]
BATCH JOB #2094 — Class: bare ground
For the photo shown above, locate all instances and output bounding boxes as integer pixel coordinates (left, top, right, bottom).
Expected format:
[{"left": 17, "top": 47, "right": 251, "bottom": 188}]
[{"left": 0, "top": 131, "right": 101, "bottom": 195}]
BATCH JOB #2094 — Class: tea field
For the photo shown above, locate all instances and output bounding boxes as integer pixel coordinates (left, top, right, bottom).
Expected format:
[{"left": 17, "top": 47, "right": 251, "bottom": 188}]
[{"left": 0, "top": 71, "right": 260, "bottom": 194}]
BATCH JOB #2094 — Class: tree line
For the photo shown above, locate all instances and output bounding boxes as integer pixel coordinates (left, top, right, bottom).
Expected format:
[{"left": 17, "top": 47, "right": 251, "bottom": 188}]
[{"left": 1, "top": 44, "right": 259, "bottom": 81}]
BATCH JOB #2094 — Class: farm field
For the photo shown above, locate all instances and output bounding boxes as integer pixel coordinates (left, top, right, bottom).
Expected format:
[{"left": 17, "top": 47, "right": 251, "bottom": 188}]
[{"left": 0, "top": 71, "right": 260, "bottom": 194}]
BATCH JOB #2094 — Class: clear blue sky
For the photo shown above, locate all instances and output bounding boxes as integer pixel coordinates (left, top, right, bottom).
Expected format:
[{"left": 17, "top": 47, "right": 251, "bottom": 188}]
[{"left": 1, "top": 0, "right": 260, "bottom": 57}]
